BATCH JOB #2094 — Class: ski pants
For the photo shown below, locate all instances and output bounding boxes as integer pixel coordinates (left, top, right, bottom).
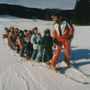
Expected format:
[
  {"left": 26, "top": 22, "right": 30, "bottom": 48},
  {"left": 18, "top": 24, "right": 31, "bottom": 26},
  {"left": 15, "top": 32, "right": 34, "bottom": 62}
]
[
  {"left": 50, "top": 40, "right": 70, "bottom": 68},
  {"left": 31, "top": 49, "right": 38, "bottom": 60}
]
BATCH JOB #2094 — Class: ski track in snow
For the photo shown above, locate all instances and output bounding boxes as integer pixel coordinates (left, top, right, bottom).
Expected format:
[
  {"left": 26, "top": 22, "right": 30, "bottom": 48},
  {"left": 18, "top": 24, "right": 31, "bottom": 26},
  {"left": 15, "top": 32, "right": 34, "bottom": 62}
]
[
  {"left": 35, "top": 62, "right": 90, "bottom": 85},
  {"left": 22, "top": 63, "right": 48, "bottom": 90},
  {"left": 11, "top": 65, "right": 30, "bottom": 90},
  {"left": 0, "top": 16, "right": 90, "bottom": 90},
  {"left": 11, "top": 61, "right": 42, "bottom": 90},
  {"left": 22, "top": 62, "right": 61, "bottom": 90}
]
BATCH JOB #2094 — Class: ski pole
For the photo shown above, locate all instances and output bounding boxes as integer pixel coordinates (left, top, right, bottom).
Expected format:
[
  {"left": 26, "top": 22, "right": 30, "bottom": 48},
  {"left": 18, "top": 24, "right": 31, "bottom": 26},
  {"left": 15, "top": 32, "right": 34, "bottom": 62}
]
[{"left": 71, "top": 49, "right": 75, "bottom": 63}]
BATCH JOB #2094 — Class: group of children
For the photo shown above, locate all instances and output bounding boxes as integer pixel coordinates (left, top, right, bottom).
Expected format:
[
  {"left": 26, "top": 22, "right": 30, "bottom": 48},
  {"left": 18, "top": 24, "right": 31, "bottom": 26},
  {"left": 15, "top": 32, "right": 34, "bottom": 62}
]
[
  {"left": 2, "top": 13, "right": 75, "bottom": 71},
  {"left": 3, "top": 26, "right": 53, "bottom": 63}
]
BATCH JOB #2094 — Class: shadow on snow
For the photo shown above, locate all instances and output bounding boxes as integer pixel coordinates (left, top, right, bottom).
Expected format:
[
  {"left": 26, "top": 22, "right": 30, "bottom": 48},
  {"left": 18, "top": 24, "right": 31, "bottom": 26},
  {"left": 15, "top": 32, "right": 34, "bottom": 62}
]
[{"left": 58, "top": 49, "right": 90, "bottom": 74}]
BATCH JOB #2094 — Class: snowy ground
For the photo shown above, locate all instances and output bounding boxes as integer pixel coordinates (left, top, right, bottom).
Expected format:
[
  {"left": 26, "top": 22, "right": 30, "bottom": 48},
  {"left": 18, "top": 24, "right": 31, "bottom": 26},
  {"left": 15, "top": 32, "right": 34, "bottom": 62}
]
[{"left": 0, "top": 15, "right": 90, "bottom": 90}]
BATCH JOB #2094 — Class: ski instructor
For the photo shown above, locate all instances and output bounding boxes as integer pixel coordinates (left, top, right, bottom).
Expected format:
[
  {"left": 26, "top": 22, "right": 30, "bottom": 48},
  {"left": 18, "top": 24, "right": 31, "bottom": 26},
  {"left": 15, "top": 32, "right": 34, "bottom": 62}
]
[{"left": 50, "top": 13, "right": 74, "bottom": 70}]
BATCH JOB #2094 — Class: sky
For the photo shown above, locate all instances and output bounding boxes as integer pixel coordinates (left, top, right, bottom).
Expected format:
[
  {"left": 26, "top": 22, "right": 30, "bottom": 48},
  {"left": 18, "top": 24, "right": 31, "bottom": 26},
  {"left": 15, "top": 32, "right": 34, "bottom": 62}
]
[{"left": 0, "top": 0, "right": 76, "bottom": 9}]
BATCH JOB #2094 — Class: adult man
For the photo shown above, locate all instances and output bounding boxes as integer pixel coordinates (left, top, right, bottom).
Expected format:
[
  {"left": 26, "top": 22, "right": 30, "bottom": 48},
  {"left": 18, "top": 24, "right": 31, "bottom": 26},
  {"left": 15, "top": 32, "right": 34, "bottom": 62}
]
[{"left": 50, "top": 14, "right": 74, "bottom": 70}]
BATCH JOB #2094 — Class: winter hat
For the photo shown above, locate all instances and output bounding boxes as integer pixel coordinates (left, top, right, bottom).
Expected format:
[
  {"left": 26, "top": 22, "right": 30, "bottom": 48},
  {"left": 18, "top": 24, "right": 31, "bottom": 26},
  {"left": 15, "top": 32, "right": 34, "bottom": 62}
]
[{"left": 44, "top": 29, "right": 50, "bottom": 34}]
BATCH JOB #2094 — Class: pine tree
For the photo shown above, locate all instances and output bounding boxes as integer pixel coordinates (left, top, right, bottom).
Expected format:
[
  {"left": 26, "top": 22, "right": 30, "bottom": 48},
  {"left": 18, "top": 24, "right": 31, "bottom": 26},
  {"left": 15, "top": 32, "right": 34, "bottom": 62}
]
[{"left": 74, "top": 0, "right": 90, "bottom": 24}]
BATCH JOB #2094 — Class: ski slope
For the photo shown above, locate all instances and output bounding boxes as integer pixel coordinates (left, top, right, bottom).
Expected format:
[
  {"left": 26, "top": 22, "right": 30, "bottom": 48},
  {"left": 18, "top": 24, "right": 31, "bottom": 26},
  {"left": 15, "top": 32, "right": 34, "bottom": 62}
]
[{"left": 0, "top": 15, "right": 90, "bottom": 90}]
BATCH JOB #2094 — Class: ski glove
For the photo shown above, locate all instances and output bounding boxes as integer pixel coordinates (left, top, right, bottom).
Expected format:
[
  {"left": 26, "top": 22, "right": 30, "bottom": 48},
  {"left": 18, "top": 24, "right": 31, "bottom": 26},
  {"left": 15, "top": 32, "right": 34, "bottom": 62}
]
[
  {"left": 68, "top": 35, "right": 73, "bottom": 40},
  {"left": 54, "top": 38, "right": 61, "bottom": 45}
]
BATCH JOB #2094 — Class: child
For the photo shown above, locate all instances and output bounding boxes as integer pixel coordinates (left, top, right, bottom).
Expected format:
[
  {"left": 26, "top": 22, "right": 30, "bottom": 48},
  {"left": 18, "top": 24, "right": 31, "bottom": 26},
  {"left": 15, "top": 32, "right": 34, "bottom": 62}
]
[
  {"left": 42, "top": 29, "right": 53, "bottom": 62},
  {"left": 35, "top": 33, "right": 43, "bottom": 62},
  {"left": 31, "top": 27, "right": 39, "bottom": 60},
  {"left": 16, "top": 31, "right": 24, "bottom": 57},
  {"left": 24, "top": 30, "right": 33, "bottom": 59}
]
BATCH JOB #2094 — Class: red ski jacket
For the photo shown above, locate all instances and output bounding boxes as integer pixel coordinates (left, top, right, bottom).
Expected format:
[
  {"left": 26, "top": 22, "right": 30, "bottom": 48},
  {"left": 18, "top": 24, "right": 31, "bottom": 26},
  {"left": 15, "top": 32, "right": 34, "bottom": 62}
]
[{"left": 53, "top": 21, "right": 74, "bottom": 43}]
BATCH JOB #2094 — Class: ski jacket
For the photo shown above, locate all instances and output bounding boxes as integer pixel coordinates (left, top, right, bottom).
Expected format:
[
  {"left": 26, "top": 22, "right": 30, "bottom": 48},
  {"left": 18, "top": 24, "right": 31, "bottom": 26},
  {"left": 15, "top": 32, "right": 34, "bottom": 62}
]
[
  {"left": 53, "top": 20, "right": 74, "bottom": 43},
  {"left": 31, "top": 34, "right": 39, "bottom": 50},
  {"left": 24, "top": 34, "right": 31, "bottom": 43},
  {"left": 16, "top": 36, "right": 24, "bottom": 49},
  {"left": 3, "top": 32, "right": 9, "bottom": 38},
  {"left": 8, "top": 32, "right": 14, "bottom": 42},
  {"left": 42, "top": 35, "right": 53, "bottom": 51}
]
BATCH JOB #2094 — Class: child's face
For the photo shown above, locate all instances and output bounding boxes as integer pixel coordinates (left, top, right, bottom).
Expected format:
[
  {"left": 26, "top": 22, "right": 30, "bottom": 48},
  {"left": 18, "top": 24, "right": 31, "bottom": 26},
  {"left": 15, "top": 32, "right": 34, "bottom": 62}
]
[
  {"left": 19, "top": 33, "right": 22, "bottom": 36},
  {"left": 24, "top": 32, "right": 27, "bottom": 36},
  {"left": 46, "top": 33, "right": 50, "bottom": 36},
  {"left": 34, "top": 29, "right": 38, "bottom": 34}
]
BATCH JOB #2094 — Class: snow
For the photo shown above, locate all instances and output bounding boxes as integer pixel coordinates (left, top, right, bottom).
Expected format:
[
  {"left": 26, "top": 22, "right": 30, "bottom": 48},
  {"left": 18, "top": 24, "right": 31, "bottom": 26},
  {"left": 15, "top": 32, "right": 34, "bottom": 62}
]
[{"left": 0, "top": 15, "right": 90, "bottom": 90}]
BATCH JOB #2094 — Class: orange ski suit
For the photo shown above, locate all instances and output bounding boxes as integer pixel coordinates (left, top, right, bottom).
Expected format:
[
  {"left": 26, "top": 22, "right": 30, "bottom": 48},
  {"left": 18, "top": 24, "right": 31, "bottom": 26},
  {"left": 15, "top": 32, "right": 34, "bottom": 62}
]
[{"left": 50, "top": 21, "right": 74, "bottom": 68}]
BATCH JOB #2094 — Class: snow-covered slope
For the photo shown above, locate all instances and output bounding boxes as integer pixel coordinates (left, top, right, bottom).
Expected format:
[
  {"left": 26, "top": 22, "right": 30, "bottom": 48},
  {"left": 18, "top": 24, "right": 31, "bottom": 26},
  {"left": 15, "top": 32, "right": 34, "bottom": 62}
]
[{"left": 0, "top": 15, "right": 90, "bottom": 90}]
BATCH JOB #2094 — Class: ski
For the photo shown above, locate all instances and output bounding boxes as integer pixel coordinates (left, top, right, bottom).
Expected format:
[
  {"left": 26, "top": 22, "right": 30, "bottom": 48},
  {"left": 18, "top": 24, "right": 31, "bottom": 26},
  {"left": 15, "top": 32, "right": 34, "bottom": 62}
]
[{"left": 40, "top": 62, "right": 90, "bottom": 85}]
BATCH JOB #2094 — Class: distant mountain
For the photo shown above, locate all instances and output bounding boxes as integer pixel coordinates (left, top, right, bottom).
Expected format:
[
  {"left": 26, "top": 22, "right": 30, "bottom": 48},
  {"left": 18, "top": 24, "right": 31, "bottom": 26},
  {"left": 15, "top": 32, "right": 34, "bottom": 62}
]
[
  {"left": 74, "top": 0, "right": 90, "bottom": 24},
  {"left": 0, "top": 4, "right": 64, "bottom": 20},
  {"left": 0, "top": 1, "right": 90, "bottom": 25}
]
